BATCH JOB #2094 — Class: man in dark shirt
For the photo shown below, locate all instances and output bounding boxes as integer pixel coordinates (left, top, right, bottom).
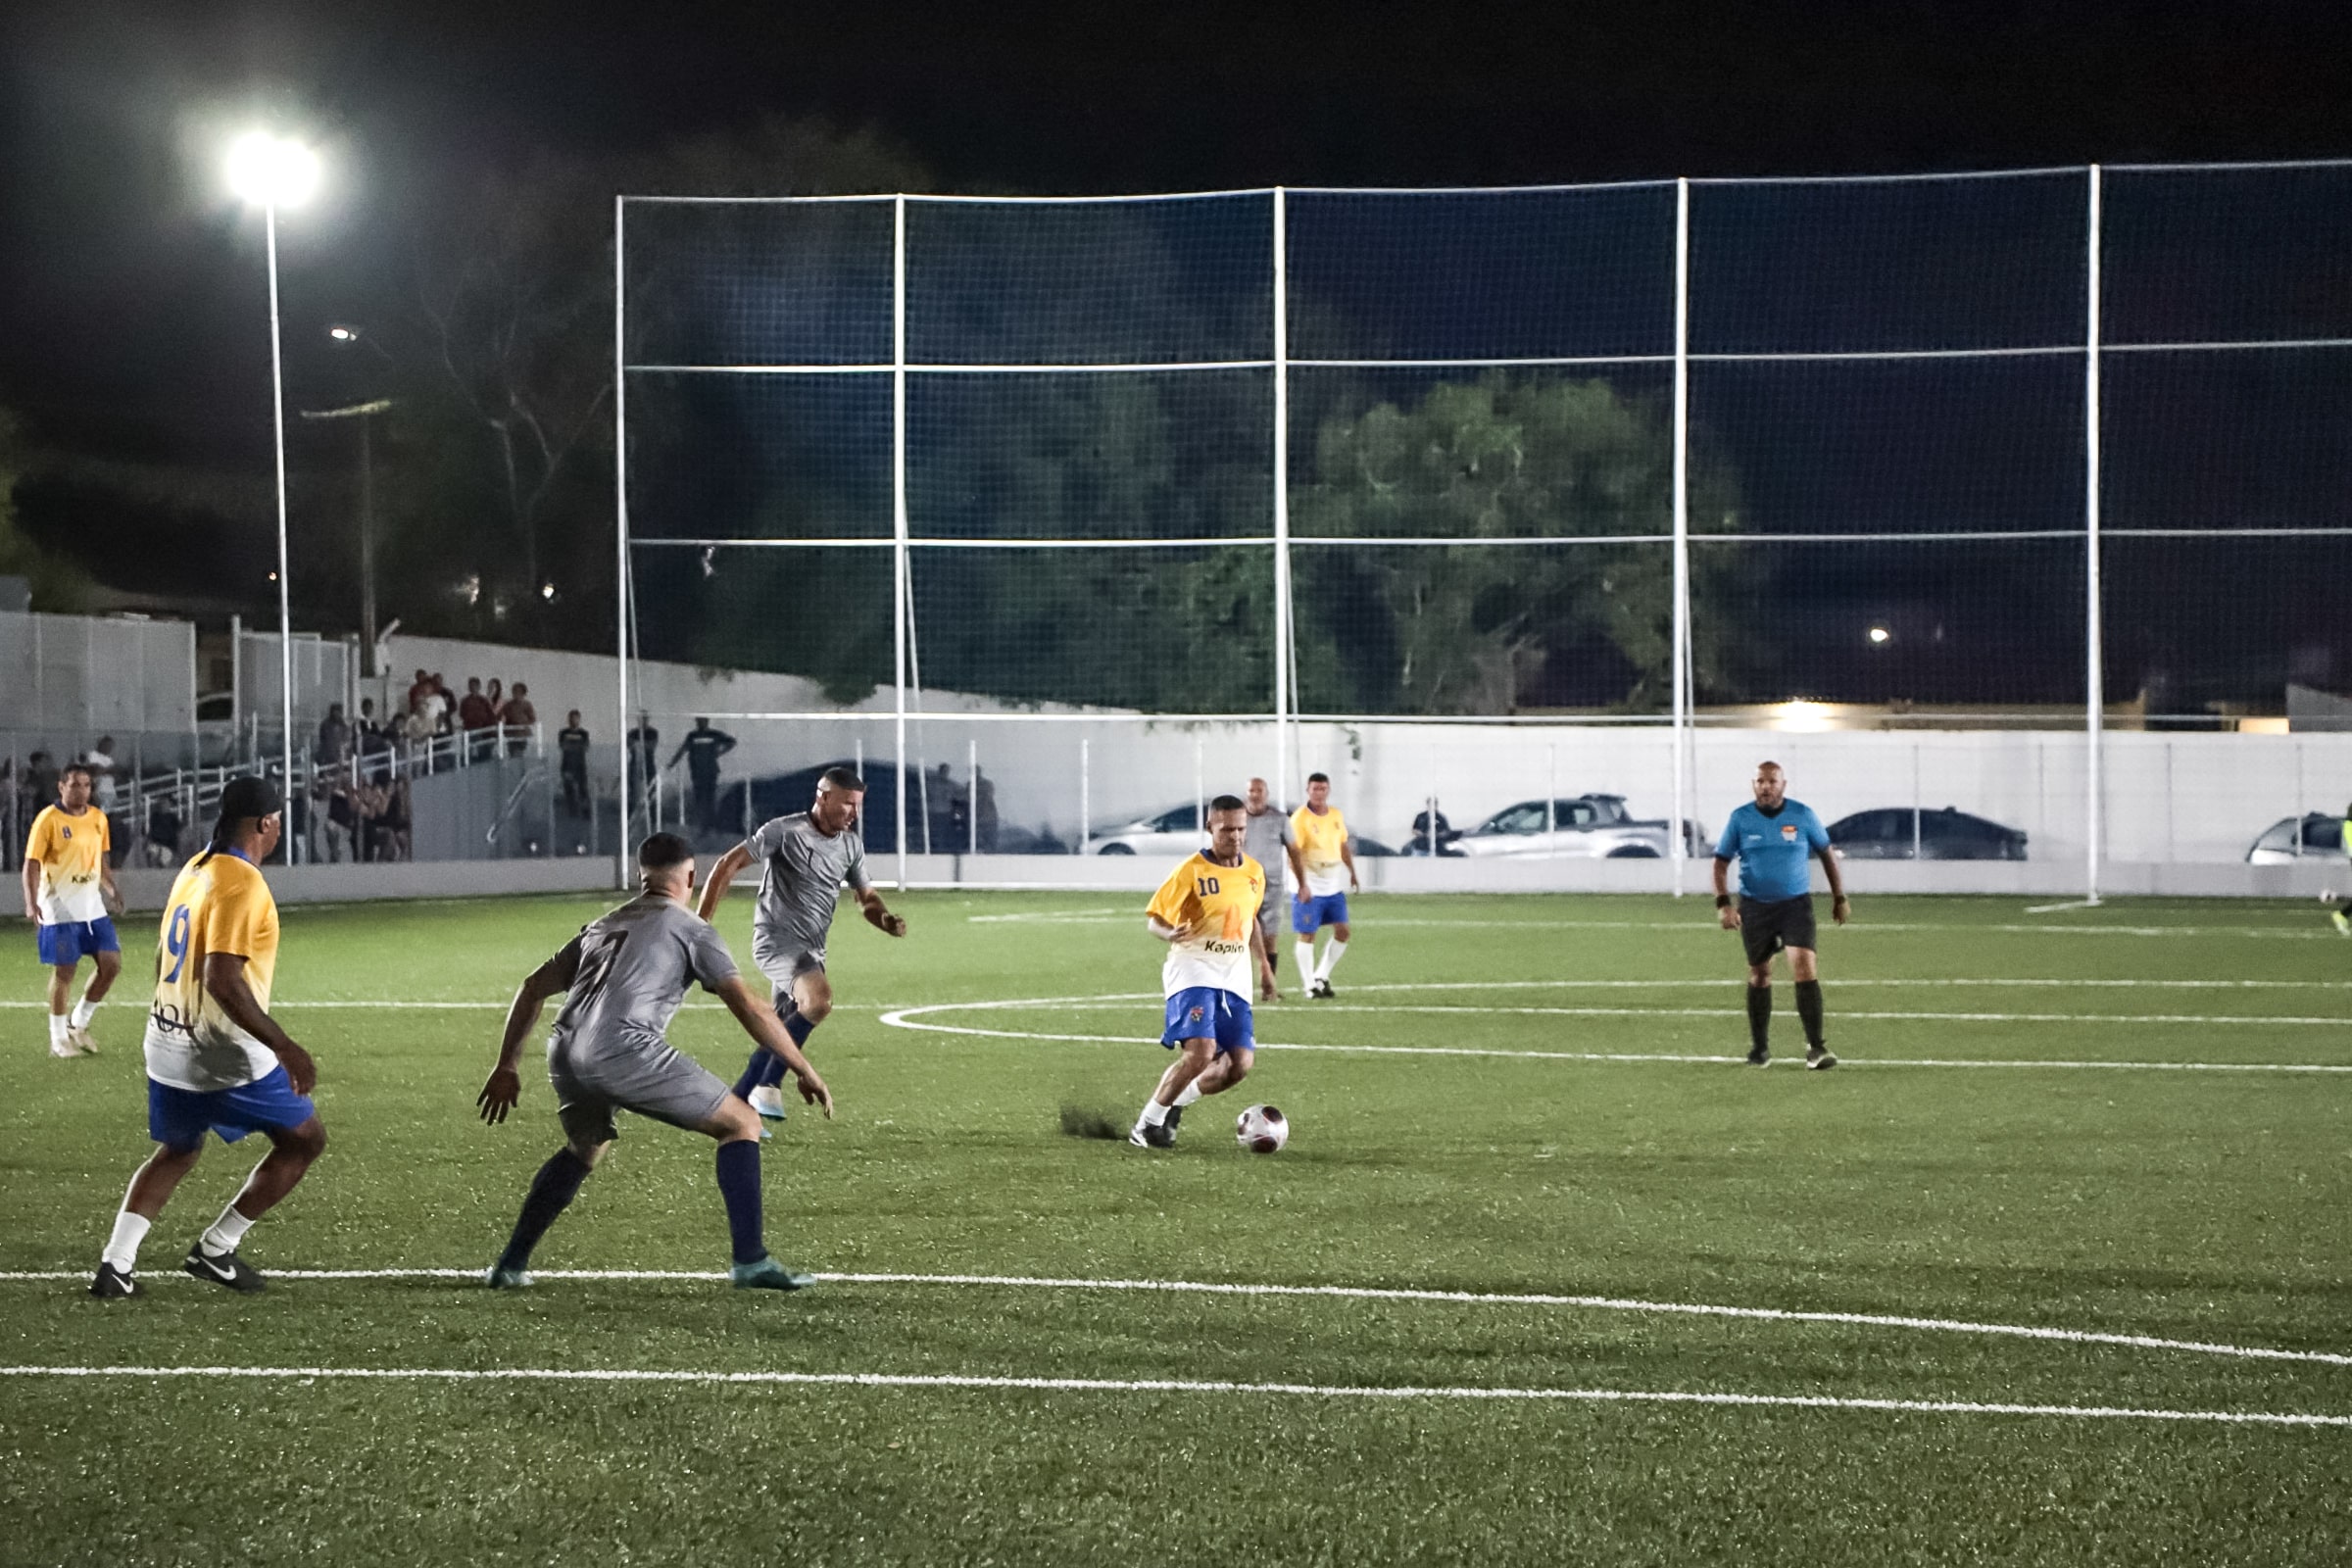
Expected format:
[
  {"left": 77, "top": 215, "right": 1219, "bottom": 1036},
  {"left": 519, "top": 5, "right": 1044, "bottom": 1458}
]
[
  {"left": 558, "top": 711, "right": 592, "bottom": 817},
  {"left": 668, "top": 718, "right": 737, "bottom": 834}
]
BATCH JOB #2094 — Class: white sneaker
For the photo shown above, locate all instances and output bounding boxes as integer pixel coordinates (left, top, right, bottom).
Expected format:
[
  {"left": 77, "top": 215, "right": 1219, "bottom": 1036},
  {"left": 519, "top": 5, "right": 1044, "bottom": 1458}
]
[
  {"left": 748, "top": 1084, "right": 788, "bottom": 1120},
  {"left": 49, "top": 1039, "right": 80, "bottom": 1058},
  {"left": 68, "top": 1026, "right": 97, "bottom": 1055}
]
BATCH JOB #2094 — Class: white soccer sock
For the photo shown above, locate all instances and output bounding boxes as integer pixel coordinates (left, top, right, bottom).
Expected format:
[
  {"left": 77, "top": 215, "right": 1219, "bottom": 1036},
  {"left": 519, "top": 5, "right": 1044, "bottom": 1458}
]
[
  {"left": 102, "top": 1208, "right": 151, "bottom": 1273},
  {"left": 1172, "top": 1080, "right": 1204, "bottom": 1108},
  {"left": 71, "top": 996, "right": 100, "bottom": 1029},
  {"left": 1136, "top": 1100, "right": 1171, "bottom": 1128},
  {"left": 1316, "top": 938, "right": 1348, "bottom": 981},
  {"left": 1295, "top": 939, "right": 1317, "bottom": 988},
  {"left": 49, "top": 1011, "right": 70, "bottom": 1046},
  {"left": 199, "top": 1203, "right": 256, "bottom": 1257}
]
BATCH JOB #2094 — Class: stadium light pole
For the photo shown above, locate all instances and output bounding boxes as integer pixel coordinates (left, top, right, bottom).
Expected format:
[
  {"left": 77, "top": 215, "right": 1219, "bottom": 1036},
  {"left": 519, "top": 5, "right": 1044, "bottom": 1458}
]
[{"left": 226, "top": 132, "right": 321, "bottom": 859}]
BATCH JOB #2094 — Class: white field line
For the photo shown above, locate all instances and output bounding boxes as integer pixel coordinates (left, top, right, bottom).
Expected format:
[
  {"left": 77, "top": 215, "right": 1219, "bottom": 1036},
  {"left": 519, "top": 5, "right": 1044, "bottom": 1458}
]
[
  {"left": 0, "top": 1362, "right": 2339, "bottom": 1428},
  {"left": 3, "top": 1265, "right": 2341, "bottom": 1372},
  {"left": 964, "top": 910, "right": 2334, "bottom": 938},
  {"left": 876, "top": 1000, "right": 2352, "bottom": 1072},
  {"left": 974, "top": 998, "right": 2352, "bottom": 1027}
]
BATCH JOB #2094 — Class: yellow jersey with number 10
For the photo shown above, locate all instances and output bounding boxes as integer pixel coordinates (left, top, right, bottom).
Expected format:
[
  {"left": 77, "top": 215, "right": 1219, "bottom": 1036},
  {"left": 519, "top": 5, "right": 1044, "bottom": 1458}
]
[
  {"left": 143, "top": 851, "right": 282, "bottom": 1093},
  {"left": 1291, "top": 806, "right": 1350, "bottom": 897},
  {"left": 1145, "top": 852, "right": 1265, "bottom": 999}
]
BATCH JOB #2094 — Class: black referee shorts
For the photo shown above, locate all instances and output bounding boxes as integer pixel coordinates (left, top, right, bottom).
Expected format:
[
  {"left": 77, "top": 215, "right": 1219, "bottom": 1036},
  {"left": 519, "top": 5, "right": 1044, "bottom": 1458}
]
[{"left": 1738, "top": 895, "right": 1818, "bottom": 967}]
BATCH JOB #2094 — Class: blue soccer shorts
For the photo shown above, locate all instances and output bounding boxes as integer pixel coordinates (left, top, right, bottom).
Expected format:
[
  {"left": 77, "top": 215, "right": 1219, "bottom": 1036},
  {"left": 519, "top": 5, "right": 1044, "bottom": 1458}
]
[
  {"left": 1160, "top": 987, "right": 1254, "bottom": 1055},
  {"left": 37, "top": 917, "right": 119, "bottom": 966},
  {"left": 1292, "top": 892, "right": 1349, "bottom": 935},
  {"left": 148, "top": 1066, "right": 316, "bottom": 1151}
]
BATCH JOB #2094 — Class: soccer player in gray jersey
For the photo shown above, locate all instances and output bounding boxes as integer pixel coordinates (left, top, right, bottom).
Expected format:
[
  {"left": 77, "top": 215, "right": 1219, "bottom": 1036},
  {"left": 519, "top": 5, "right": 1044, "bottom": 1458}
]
[
  {"left": 696, "top": 766, "right": 906, "bottom": 1121},
  {"left": 1241, "top": 777, "right": 1289, "bottom": 1000},
  {"left": 475, "top": 832, "right": 833, "bottom": 1291}
]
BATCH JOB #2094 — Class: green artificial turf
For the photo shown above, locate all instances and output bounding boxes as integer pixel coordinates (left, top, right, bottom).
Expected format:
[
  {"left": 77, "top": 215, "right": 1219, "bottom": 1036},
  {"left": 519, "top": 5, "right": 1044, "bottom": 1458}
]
[{"left": 1, "top": 890, "right": 2347, "bottom": 1565}]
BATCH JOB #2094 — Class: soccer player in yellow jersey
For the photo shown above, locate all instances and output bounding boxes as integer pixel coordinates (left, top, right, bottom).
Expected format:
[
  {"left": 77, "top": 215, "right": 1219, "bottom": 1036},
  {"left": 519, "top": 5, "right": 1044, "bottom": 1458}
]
[
  {"left": 1288, "top": 770, "right": 1358, "bottom": 999},
  {"left": 1132, "top": 794, "right": 1277, "bottom": 1150},
  {"left": 90, "top": 778, "right": 326, "bottom": 1299},
  {"left": 21, "top": 762, "right": 121, "bottom": 1056}
]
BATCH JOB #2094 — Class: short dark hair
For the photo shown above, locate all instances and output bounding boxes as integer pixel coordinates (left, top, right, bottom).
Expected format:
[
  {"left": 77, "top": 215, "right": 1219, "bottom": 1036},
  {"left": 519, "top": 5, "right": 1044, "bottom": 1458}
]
[
  {"left": 1307, "top": 771, "right": 1330, "bottom": 785},
  {"left": 639, "top": 832, "right": 694, "bottom": 871},
  {"left": 59, "top": 762, "right": 94, "bottom": 784},
  {"left": 818, "top": 766, "right": 865, "bottom": 793},
  {"left": 1208, "top": 794, "right": 1246, "bottom": 813}
]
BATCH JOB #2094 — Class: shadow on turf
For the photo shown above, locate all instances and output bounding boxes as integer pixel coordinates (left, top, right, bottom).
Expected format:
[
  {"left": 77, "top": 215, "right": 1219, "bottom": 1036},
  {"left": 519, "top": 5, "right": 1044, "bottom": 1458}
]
[{"left": 1058, "top": 1103, "right": 1123, "bottom": 1141}]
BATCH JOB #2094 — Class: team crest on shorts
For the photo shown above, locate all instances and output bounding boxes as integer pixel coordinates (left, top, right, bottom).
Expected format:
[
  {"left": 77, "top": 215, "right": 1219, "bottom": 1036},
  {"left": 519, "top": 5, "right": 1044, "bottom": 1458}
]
[{"left": 1188, "top": 1005, "right": 1204, "bottom": 1023}]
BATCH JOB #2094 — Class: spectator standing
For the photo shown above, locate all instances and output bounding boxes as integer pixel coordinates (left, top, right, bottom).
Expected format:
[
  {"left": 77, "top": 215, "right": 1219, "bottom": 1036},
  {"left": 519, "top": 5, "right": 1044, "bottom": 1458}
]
[
  {"left": 668, "top": 718, "right": 737, "bottom": 835},
  {"left": 501, "top": 682, "right": 537, "bottom": 757},
  {"left": 626, "top": 713, "right": 661, "bottom": 816},
  {"left": 558, "top": 710, "right": 591, "bottom": 817},
  {"left": 145, "top": 795, "right": 184, "bottom": 867},
  {"left": 458, "top": 678, "right": 495, "bottom": 760},
  {"left": 424, "top": 676, "right": 454, "bottom": 736},
  {"left": 407, "top": 668, "right": 434, "bottom": 713},
  {"left": 84, "top": 738, "right": 119, "bottom": 812},
  {"left": 317, "top": 704, "right": 353, "bottom": 769}
]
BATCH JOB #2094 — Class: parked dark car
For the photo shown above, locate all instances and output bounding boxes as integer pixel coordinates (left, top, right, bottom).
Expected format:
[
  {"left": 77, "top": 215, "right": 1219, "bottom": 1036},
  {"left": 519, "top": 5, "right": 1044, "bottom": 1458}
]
[{"left": 1827, "top": 807, "right": 2028, "bottom": 861}]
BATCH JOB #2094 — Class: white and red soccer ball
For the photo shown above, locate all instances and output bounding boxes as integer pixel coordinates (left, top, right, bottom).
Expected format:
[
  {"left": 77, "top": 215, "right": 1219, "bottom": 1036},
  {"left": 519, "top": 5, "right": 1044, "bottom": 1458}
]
[{"left": 1235, "top": 1103, "right": 1289, "bottom": 1153}]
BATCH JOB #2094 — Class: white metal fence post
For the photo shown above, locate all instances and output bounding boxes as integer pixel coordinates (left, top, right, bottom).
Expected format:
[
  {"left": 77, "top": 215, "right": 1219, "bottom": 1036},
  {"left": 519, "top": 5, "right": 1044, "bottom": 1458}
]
[
  {"left": 612, "top": 193, "right": 632, "bottom": 889},
  {"left": 892, "top": 193, "right": 910, "bottom": 892},
  {"left": 1669, "top": 176, "right": 1693, "bottom": 895},
  {"left": 2083, "top": 164, "right": 2105, "bottom": 905},
  {"left": 1272, "top": 186, "right": 1294, "bottom": 810}
]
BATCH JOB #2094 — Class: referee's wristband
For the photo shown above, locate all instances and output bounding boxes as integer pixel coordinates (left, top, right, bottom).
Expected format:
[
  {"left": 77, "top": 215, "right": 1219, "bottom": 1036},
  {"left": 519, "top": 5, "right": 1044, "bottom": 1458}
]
[{"left": 1714, "top": 895, "right": 1732, "bottom": 908}]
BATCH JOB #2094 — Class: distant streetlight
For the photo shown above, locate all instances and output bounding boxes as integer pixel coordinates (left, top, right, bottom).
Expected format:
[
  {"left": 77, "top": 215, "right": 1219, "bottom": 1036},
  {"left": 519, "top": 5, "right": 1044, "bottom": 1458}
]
[
  {"left": 226, "top": 130, "right": 320, "bottom": 859},
  {"left": 1867, "top": 625, "right": 1892, "bottom": 646}
]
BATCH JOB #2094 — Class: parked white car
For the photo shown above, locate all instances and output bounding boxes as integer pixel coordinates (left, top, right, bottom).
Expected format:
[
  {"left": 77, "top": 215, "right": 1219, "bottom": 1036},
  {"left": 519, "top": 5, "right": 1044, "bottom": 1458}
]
[
  {"left": 2245, "top": 813, "right": 2349, "bottom": 865},
  {"left": 1090, "top": 803, "right": 1209, "bottom": 857},
  {"left": 1453, "top": 794, "right": 1690, "bottom": 859}
]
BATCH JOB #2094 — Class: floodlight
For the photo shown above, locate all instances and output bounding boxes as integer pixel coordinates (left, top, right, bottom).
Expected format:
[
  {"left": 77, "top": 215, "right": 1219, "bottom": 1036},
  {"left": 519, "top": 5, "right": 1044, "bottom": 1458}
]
[
  {"left": 1867, "top": 625, "right": 1892, "bottom": 645},
  {"left": 225, "top": 132, "right": 320, "bottom": 208}
]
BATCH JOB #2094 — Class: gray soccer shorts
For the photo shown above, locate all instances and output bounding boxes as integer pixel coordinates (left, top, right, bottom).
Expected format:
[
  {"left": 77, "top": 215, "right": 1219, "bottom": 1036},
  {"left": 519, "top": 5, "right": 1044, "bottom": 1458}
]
[
  {"left": 755, "top": 948, "right": 826, "bottom": 993},
  {"left": 548, "top": 1036, "right": 731, "bottom": 1147}
]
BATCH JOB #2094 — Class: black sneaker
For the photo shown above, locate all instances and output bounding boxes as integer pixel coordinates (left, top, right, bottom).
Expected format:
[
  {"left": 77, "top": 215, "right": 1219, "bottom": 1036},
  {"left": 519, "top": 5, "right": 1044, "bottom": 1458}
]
[
  {"left": 1312, "top": 979, "right": 1335, "bottom": 1000},
  {"left": 1746, "top": 1044, "right": 1769, "bottom": 1067},
  {"left": 1806, "top": 1045, "right": 1838, "bottom": 1070},
  {"left": 89, "top": 1262, "right": 136, "bottom": 1299},
  {"left": 1127, "top": 1120, "right": 1175, "bottom": 1150},
  {"left": 1162, "top": 1104, "right": 1184, "bottom": 1135},
  {"left": 183, "top": 1244, "right": 268, "bottom": 1294}
]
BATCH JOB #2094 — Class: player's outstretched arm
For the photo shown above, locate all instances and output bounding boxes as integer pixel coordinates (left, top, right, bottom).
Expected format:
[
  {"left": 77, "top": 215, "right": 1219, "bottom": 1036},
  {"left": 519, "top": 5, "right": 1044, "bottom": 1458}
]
[
  {"left": 1712, "top": 856, "right": 1740, "bottom": 929},
  {"left": 693, "top": 842, "right": 754, "bottom": 923},
  {"left": 479, "top": 945, "right": 578, "bottom": 1124},
  {"left": 19, "top": 854, "right": 40, "bottom": 922},
  {"left": 856, "top": 886, "right": 906, "bottom": 937},
  {"left": 203, "top": 952, "right": 316, "bottom": 1096},
  {"left": 711, "top": 974, "right": 833, "bottom": 1117}
]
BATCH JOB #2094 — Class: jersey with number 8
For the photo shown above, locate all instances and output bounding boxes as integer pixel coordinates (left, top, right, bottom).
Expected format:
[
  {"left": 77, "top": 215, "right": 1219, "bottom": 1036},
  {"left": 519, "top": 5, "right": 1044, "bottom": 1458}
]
[{"left": 143, "top": 851, "right": 281, "bottom": 1093}]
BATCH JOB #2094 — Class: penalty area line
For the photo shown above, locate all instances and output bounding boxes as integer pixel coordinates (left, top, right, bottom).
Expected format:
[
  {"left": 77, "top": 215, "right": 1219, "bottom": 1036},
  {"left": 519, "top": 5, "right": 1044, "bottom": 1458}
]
[
  {"left": 0, "top": 1363, "right": 2339, "bottom": 1428},
  {"left": 2, "top": 1267, "right": 2344, "bottom": 1370}
]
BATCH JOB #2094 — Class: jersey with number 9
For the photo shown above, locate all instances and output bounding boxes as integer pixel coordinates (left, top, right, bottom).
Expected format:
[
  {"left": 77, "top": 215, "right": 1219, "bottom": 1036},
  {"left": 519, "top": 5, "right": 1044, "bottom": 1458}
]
[{"left": 143, "top": 852, "right": 281, "bottom": 1093}]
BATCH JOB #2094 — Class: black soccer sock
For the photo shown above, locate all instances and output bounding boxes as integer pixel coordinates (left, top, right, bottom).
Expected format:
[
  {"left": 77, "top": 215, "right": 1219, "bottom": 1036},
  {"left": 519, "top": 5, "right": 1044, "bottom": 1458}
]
[
  {"left": 733, "top": 1005, "right": 817, "bottom": 1096},
  {"left": 498, "top": 1149, "right": 592, "bottom": 1273},
  {"left": 1794, "top": 980, "right": 1826, "bottom": 1048},
  {"left": 714, "top": 1140, "right": 765, "bottom": 1265},
  {"left": 1744, "top": 984, "right": 1773, "bottom": 1053}
]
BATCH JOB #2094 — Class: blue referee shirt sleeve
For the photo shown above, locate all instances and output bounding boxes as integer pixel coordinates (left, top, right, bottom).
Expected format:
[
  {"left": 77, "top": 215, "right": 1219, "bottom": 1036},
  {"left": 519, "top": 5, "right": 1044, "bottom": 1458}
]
[
  {"left": 1802, "top": 807, "right": 1831, "bottom": 853},
  {"left": 1712, "top": 811, "right": 1742, "bottom": 858}
]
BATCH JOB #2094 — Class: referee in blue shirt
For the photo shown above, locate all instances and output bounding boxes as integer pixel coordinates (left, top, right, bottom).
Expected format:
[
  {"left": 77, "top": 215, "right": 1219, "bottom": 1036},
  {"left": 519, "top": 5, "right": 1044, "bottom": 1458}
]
[{"left": 1712, "top": 760, "right": 1848, "bottom": 1068}]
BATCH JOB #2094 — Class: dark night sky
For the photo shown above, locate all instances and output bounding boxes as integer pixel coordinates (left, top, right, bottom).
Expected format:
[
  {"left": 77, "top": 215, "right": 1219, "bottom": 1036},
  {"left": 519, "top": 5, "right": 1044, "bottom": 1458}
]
[{"left": 6, "top": 0, "right": 2352, "bottom": 475}]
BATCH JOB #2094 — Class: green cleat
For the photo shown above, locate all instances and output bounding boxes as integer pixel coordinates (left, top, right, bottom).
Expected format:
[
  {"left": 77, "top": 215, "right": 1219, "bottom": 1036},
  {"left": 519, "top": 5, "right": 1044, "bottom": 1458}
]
[
  {"left": 2331, "top": 908, "right": 2350, "bottom": 938},
  {"left": 483, "top": 1264, "right": 534, "bottom": 1289},
  {"left": 731, "top": 1256, "right": 816, "bottom": 1292}
]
